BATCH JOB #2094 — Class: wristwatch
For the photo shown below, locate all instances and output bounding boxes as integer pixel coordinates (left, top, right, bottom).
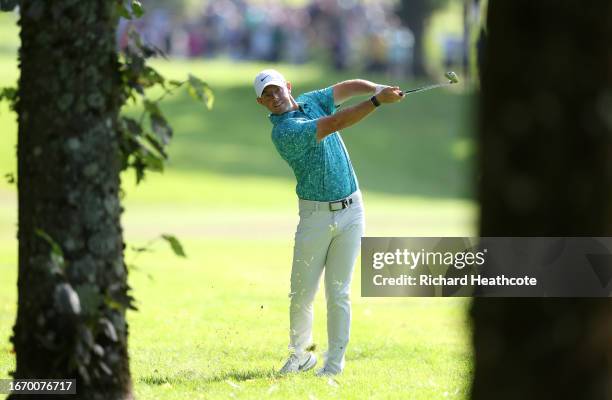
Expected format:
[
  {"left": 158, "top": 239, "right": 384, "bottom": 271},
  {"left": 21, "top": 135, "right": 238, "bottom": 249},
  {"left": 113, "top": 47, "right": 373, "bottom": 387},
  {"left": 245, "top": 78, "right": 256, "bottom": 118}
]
[{"left": 370, "top": 95, "right": 381, "bottom": 107}]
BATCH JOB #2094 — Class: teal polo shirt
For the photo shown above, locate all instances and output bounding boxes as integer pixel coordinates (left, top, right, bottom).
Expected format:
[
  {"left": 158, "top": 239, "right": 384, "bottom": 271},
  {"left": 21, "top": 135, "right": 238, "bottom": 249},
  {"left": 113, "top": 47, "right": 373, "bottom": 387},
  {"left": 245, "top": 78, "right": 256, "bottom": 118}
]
[{"left": 269, "top": 86, "right": 359, "bottom": 202}]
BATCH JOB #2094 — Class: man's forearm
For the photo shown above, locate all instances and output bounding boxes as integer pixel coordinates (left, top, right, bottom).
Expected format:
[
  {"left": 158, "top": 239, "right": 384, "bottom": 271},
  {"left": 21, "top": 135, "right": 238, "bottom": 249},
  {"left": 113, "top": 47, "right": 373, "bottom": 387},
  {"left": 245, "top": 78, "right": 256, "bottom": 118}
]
[
  {"left": 333, "top": 79, "right": 377, "bottom": 104},
  {"left": 316, "top": 98, "right": 376, "bottom": 142},
  {"left": 316, "top": 85, "right": 404, "bottom": 142}
]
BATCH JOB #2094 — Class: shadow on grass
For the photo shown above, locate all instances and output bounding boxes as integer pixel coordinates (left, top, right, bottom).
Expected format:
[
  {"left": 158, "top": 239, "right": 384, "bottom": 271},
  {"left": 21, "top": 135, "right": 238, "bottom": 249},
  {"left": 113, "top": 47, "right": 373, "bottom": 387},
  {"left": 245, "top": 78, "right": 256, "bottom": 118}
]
[
  {"left": 139, "top": 367, "right": 278, "bottom": 386},
  {"left": 154, "top": 81, "right": 476, "bottom": 200},
  {"left": 347, "top": 344, "right": 387, "bottom": 361},
  {"left": 202, "top": 367, "right": 278, "bottom": 383}
]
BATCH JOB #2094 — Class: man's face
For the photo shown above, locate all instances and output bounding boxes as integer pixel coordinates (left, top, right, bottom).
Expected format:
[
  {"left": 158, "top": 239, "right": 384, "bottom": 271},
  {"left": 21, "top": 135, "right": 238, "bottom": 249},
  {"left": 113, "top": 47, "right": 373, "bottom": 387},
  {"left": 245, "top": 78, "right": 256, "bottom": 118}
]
[{"left": 257, "top": 83, "right": 293, "bottom": 114}]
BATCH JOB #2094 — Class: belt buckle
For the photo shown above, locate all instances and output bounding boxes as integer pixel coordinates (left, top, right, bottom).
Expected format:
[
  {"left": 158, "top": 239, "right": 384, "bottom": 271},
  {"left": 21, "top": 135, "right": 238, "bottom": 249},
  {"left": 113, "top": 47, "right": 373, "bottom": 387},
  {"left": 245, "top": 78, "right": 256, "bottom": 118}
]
[
  {"left": 329, "top": 201, "right": 341, "bottom": 211},
  {"left": 329, "top": 198, "right": 350, "bottom": 211}
]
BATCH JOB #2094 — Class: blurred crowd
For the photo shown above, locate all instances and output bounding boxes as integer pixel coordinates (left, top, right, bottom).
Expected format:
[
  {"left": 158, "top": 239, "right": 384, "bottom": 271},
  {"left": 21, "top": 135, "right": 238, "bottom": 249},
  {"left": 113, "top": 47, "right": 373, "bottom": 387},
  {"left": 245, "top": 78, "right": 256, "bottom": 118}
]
[{"left": 118, "top": 0, "right": 418, "bottom": 77}]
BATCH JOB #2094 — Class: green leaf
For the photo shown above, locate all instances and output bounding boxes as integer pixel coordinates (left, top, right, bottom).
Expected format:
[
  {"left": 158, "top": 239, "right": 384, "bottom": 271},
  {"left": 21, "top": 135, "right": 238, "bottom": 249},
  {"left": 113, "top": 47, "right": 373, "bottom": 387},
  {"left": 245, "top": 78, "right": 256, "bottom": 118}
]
[
  {"left": 141, "top": 151, "right": 164, "bottom": 172},
  {"left": 141, "top": 42, "right": 166, "bottom": 60},
  {"left": 132, "top": 156, "right": 146, "bottom": 184},
  {"left": 0, "top": 86, "right": 17, "bottom": 112},
  {"left": 143, "top": 99, "right": 161, "bottom": 117},
  {"left": 119, "top": 137, "right": 139, "bottom": 168},
  {"left": 116, "top": 0, "right": 144, "bottom": 19},
  {"left": 121, "top": 116, "right": 143, "bottom": 136},
  {"left": 125, "top": 29, "right": 148, "bottom": 69},
  {"left": 0, "top": 87, "right": 16, "bottom": 101},
  {"left": 187, "top": 74, "right": 214, "bottom": 110},
  {"left": 168, "top": 80, "right": 184, "bottom": 88},
  {"left": 139, "top": 66, "right": 164, "bottom": 88},
  {"left": 130, "top": 245, "right": 152, "bottom": 253},
  {"left": 150, "top": 114, "right": 172, "bottom": 145},
  {"left": 118, "top": 116, "right": 145, "bottom": 173},
  {"left": 104, "top": 292, "right": 138, "bottom": 312},
  {"left": 129, "top": 143, "right": 165, "bottom": 183},
  {"left": 126, "top": 295, "right": 139, "bottom": 311},
  {"left": 126, "top": 263, "right": 140, "bottom": 272},
  {"left": 120, "top": 49, "right": 146, "bottom": 94},
  {"left": 125, "top": 26, "right": 165, "bottom": 61},
  {"left": 4, "top": 172, "right": 15, "bottom": 185},
  {"left": 144, "top": 132, "right": 168, "bottom": 159},
  {"left": 132, "top": 0, "right": 144, "bottom": 17},
  {"left": 116, "top": 1, "right": 132, "bottom": 19},
  {"left": 34, "top": 229, "right": 63, "bottom": 258},
  {"left": 104, "top": 295, "right": 126, "bottom": 311},
  {"left": 161, "top": 234, "right": 186, "bottom": 258},
  {"left": 34, "top": 228, "right": 66, "bottom": 272}
]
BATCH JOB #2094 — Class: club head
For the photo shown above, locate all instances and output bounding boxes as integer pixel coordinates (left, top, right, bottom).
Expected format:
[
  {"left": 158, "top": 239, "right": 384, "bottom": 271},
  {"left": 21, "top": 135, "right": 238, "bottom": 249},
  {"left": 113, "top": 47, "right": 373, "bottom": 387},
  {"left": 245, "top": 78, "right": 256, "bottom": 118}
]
[{"left": 445, "top": 71, "right": 459, "bottom": 84}]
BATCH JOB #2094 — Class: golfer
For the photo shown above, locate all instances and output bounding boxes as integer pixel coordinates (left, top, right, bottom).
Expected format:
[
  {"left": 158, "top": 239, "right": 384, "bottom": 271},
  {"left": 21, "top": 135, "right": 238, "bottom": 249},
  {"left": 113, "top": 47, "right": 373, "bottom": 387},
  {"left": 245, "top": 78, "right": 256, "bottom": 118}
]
[{"left": 254, "top": 69, "right": 404, "bottom": 376}]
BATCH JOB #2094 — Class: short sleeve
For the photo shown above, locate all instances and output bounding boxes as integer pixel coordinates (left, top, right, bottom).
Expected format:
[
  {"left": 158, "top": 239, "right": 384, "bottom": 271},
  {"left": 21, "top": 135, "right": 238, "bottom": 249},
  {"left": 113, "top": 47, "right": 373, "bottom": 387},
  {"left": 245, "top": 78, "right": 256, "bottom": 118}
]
[
  {"left": 271, "top": 117, "right": 318, "bottom": 161},
  {"left": 300, "top": 86, "right": 336, "bottom": 115}
]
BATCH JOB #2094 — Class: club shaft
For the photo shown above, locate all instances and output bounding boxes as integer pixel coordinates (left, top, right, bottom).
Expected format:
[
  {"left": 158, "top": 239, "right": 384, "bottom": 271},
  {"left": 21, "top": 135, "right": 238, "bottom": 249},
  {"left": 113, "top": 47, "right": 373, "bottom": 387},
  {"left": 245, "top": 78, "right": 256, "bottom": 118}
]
[{"left": 401, "top": 82, "right": 452, "bottom": 95}]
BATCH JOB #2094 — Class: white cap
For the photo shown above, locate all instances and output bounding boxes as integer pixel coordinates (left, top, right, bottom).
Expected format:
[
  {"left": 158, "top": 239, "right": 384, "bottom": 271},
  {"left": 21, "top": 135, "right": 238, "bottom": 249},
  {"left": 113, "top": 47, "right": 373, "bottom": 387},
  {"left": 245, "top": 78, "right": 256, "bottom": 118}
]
[{"left": 254, "top": 69, "right": 287, "bottom": 97}]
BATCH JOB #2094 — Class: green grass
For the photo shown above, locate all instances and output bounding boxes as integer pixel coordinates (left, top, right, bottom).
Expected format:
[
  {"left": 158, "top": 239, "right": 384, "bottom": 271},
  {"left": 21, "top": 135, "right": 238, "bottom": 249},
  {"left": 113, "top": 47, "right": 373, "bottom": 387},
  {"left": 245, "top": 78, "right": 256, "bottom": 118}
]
[
  {"left": 0, "top": 238, "right": 472, "bottom": 399},
  {"left": 0, "top": 10, "right": 476, "bottom": 399}
]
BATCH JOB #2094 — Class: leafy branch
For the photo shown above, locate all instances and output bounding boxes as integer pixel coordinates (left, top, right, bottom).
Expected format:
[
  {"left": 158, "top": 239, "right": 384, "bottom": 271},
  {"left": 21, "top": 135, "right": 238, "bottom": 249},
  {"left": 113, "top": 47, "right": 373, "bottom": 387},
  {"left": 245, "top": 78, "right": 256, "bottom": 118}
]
[
  {"left": 126, "top": 234, "right": 187, "bottom": 281},
  {"left": 116, "top": 2, "right": 213, "bottom": 184},
  {"left": 130, "top": 234, "right": 187, "bottom": 259}
]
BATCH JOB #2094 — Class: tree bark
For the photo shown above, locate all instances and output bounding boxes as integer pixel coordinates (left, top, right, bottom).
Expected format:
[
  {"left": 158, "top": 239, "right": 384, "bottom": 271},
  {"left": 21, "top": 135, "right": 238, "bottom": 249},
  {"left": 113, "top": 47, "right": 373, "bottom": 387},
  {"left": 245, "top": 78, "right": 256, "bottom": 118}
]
[
  {"left": 472, "top": 1, "right": 612, "bottom": 399},
  {"left": 11, "top": 1, "right": 133, "bottom": 399}
]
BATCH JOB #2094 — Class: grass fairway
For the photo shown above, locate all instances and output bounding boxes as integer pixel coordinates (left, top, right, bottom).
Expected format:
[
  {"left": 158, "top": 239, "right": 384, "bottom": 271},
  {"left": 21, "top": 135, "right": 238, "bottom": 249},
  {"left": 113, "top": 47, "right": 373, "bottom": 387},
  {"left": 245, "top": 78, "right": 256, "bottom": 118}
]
[
  {"left": 0, "top": 238, "right": 472, "bottom": 399},
  {"left": 0, "top": 11, "right": 475, "bottom": 399}
]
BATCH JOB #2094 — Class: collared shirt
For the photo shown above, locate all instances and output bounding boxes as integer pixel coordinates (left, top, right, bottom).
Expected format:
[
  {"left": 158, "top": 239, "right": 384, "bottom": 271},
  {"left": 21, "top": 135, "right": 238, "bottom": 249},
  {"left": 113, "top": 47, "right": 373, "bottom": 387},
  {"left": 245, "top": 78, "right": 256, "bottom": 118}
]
[{"left": 269, "top": 86, "right": 358, "bottom": 201}]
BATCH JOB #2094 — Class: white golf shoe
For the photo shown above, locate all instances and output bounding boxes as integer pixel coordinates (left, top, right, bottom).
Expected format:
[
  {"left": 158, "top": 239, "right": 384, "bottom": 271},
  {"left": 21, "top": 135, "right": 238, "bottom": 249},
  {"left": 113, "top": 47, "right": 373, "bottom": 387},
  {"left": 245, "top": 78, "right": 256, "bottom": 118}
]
[{"left": 278, "top": 352, "right": 317, "bottom": 375}]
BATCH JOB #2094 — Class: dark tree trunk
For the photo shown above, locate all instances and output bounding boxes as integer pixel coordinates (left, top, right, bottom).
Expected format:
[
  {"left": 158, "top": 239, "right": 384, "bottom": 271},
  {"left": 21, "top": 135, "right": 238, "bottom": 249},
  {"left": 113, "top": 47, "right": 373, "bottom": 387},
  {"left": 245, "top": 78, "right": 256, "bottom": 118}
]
[
  {"left": 398, "top": 0, "right": 429, "bottom": 78},
  {"left": 472, "top": 2, "right": 612, "bottom": 400},
  {"left": 461, "top": 0, "right": 470, "bottom": 82},
  {"left": 11, "top": 1, "right": 133, "bottom": 399}
]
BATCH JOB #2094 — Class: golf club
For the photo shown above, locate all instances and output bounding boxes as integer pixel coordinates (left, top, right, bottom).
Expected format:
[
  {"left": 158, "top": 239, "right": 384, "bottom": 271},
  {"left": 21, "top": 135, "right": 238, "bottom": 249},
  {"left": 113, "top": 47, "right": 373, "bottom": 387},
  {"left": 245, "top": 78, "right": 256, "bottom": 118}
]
[{"left": 400, "top": 72, "right": 459, "bottom": 96}]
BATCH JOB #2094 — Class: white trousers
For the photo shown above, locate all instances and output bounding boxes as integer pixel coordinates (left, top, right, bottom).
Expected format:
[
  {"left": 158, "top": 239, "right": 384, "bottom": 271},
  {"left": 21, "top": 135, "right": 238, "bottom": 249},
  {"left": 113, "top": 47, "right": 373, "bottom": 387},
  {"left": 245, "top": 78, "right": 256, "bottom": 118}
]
[{"left": 288, "top": 190, "right": 365, "bottom": 374}]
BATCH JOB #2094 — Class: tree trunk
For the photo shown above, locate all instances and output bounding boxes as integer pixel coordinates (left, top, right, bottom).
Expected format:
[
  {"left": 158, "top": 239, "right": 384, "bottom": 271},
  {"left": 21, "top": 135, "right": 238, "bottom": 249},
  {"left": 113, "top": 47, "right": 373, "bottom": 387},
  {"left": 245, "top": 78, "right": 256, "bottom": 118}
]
[
  {"left": 11, "top": 1, "right": 133, "bottom": 399},
  {"left": 398, "top": 0, "right": 430, "bottom": 78},
  {"left": 472, "top": 1, "right": 612, "bottom": 399},
  {"left": 461, "top": 0, "right": 470, "bottom": 82}
]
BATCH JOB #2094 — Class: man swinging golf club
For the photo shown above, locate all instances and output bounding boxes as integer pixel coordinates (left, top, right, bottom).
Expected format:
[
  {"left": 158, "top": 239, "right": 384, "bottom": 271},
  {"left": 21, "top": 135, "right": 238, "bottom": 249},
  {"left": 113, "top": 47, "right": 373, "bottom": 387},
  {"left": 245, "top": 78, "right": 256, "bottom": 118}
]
[{"left": 255, "top": 69, "right": 404, "bottom": 376}]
